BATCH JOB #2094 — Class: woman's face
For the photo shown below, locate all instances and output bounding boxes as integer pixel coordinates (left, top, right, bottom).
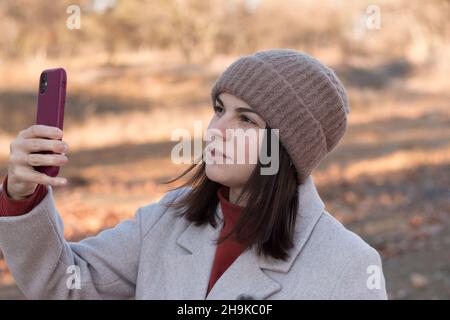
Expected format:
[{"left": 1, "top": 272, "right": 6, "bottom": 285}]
[{"left": 205, "top": 92, "right": 267, "bottom": 189}]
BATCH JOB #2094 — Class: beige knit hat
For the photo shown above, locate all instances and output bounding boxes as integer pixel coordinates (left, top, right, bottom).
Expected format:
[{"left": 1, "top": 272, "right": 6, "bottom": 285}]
[{"left": 210, "top": 48, "right": 350, "bottom": 184}]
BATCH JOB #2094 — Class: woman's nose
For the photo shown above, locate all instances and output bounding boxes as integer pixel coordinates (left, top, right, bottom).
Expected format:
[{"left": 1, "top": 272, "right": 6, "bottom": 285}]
[{"left": 210, "top": 117, "right": 234, "bottom": 141}]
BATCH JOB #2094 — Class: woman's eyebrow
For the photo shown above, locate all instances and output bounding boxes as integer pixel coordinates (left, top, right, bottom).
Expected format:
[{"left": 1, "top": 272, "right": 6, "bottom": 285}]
[
  {"left": 216, "top": 96, "right": 263, "bottom": 118},
  {"left": 216, "top": 97, "right": 264, "bottom": 119},
  {"left": 216, "top": 96, "right": 224, "bottom": 106},
  {"left": 235, "top": 107, "right": 261, "bottom": 117}
]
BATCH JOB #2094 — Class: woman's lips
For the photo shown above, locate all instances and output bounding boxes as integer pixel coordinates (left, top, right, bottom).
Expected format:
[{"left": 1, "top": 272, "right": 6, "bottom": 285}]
[{"left": 210, "top": 148, "right": 229, "bottom": 160}]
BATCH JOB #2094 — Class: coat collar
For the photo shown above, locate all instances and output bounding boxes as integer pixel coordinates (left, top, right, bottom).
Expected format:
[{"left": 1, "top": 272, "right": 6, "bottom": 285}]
[{"left": 165, "top": 175, "right": 324, "bottom": 299}]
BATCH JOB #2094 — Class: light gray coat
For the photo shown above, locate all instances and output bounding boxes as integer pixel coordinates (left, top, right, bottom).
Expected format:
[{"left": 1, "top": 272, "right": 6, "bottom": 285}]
[{"left": 0, "top": 176, "right": 387, "bottom": 300}]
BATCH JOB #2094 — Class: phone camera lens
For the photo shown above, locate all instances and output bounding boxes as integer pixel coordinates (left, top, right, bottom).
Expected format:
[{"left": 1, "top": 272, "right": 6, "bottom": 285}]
[{"left": 39, "top": 72, "right": 48, "bottom": 94}]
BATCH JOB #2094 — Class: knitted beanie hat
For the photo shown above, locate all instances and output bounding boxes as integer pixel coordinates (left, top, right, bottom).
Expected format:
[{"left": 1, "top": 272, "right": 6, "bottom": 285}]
[{"left": 210, "top": 48, "right": 350, "bottom": 184}]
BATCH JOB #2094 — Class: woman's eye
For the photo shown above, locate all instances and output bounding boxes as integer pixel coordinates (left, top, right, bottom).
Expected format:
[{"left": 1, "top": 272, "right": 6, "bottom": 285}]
[
  {"left": 240, "top": 115, "right": 256, "bottom": 125},
  {"left": 213, "top": 105, "right": 224, "bottom": 114}
]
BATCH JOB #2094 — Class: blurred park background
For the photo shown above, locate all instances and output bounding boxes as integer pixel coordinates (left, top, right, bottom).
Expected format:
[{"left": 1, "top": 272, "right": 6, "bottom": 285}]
[{"left": 0, "top": 0, "right": 449, "bottom": 299}]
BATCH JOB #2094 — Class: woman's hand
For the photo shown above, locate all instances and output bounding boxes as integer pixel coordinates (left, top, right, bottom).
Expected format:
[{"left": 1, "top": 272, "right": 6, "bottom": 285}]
[{"left": 6, "top": 124, "right": 69, "bottom": 200}]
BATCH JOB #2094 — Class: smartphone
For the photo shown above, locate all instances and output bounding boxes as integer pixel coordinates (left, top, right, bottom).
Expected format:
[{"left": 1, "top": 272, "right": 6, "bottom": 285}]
[{"left": 32, "top": 68, "right": 67, "bottom": 177}]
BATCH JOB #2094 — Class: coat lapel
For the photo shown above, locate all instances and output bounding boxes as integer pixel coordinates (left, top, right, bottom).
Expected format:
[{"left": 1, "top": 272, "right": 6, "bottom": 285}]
[
  {"left": 166, "top": 175, "right": 325, "bottom": 300},
  {"left": 205, "top": 244, "right": 282, "bottom": 300},
  {"left": 163, "top": 219, "right": 220, "bottom": 299}
]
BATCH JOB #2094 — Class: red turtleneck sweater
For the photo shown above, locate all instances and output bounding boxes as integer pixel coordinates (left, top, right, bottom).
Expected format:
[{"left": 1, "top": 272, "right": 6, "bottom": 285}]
[
  {"left": 0, "top": 175, "right": 48, "bottom": 217},
  {"left": 0, "top": 176, "right": 249, "bottom": 297},
  {"left": 206, "top": 185, "right": 249, "bottom": 295}
]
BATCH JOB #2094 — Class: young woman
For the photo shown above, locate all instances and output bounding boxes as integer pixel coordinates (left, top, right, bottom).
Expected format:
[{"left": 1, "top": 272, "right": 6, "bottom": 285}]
[{"left": 0, "top": 49, "right": 387, "bottom": 299}]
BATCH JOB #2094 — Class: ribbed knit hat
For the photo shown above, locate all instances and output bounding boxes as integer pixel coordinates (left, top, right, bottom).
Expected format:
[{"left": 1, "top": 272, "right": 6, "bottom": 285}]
[{"left": 210, "top": 48, "right": 350, "bottom": 184}]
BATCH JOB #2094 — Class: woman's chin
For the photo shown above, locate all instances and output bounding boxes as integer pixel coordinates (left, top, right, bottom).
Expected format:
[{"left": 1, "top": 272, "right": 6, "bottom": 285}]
[
  {"left": 205, "top": 163, "right": 230, "bottom": 185},
  {"left": 205, "top": 163, "right": 252, "bottom": 187}
]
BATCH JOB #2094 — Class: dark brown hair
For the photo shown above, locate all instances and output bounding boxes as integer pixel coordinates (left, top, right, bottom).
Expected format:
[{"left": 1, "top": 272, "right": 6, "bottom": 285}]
[{"left": 163, "top": 128, "right": 299, "bottom": 261}]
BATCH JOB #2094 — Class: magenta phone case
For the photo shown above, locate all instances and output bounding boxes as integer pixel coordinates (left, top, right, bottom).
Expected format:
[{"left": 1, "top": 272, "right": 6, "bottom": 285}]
[{"left": 32, "top": 68, "right": 67, "bottom": 177}]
